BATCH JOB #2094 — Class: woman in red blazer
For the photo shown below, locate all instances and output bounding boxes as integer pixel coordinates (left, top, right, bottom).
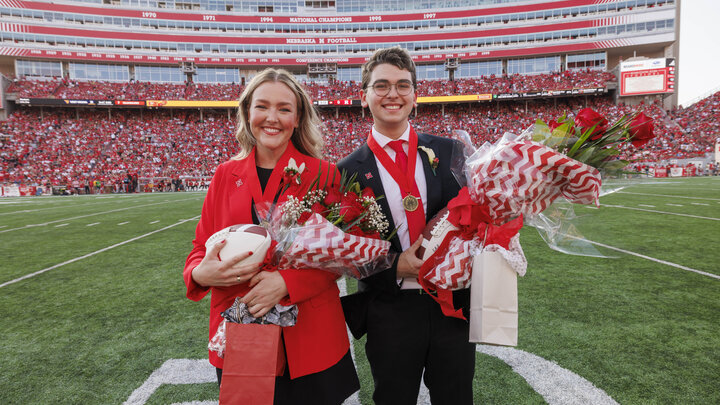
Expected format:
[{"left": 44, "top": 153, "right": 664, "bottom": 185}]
[{"left": 183, "top": 68, "right": 359, "bottom": 404}]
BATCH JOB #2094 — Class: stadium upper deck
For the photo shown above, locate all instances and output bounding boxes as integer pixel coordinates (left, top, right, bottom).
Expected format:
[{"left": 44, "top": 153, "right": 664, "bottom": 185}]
[{"left": 1, "top": 0, "right": 676, "bottom": 80}]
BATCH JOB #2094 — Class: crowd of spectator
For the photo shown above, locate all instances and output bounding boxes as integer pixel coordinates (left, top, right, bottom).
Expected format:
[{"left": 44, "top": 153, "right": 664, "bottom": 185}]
[
  {"left": 7, "top": 69, "right": 615, "bottom": 101},
  {"left": 2, "top": 91, "right": 717, "bottom": 189}
]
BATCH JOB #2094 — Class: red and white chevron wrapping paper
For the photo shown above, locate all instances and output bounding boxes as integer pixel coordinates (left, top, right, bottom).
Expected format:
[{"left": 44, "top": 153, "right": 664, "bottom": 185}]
[
  {"left": 420, "top": 137, "right": 601, "bottom": 293},
  {"left": 425, "top": 237, "right": 476, "bottom": 290},
  {"left": 469, "top": 139, "right": 601, "bottom": 224},
  {"left": 277, "top": 213, "right": 392, "bottom": 279}
]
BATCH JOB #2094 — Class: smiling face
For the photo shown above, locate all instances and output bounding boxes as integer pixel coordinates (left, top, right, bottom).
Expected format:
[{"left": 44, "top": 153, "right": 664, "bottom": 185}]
[
  {"left": 361, "top": 63, "right": 417, "bottom": 139},
  {"left": 248, "top": 81, "right": 299, "bottom": 166}
]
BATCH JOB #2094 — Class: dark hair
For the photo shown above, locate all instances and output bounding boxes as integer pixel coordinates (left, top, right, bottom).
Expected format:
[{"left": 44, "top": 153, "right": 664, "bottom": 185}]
[{"left": 361, "top": 46, "right": 417, "bottom": 91}]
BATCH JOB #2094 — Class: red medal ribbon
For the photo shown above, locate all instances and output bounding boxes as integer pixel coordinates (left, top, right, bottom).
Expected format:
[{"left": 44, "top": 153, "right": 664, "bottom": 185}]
[{"left": 366, "top": 127, "right": 426, "bottom": 242}]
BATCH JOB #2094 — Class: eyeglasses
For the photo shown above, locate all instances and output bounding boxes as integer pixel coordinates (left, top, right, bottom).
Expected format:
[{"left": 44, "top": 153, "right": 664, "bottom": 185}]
[{"left": 367, "top": 80, "right": 414, "bottom": 96}]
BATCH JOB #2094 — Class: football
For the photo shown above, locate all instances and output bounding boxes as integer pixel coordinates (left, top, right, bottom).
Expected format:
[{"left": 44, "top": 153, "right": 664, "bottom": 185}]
[
  {"left": 205, "top": 224, "right": 272, "bottom": 266},
  {"left": 416, "top": 207, "right": 458, "bottom": 261}
]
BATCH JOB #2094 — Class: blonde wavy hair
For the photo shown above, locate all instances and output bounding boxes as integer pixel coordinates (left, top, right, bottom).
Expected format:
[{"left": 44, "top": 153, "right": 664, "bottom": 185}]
[{"left": 234, "top": 68, "right": 323, "bottom": 160}]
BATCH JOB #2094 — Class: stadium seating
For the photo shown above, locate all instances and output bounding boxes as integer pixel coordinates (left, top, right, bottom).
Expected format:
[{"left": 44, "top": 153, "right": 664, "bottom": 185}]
[
  {"left": 2, "top": 91, "right": 717, "bottom": 188},
  {"left": 7, "top": 69, "right": 615, "bottom": 101}
]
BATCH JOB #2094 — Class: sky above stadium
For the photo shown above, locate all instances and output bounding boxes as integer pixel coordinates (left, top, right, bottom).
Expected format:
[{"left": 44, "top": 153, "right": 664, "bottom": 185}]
[{"left": 678, "top": 0, "right": 720, "bottom": 107}]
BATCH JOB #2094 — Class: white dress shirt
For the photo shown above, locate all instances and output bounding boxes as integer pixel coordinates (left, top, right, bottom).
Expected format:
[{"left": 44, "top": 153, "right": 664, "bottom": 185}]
[{"left": 371, "top": 125, "right": 427, "bottom": 290}]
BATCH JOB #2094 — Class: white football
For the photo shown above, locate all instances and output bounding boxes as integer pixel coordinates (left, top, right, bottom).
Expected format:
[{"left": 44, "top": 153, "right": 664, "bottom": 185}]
[
  {"left": 416, "top": 207, "right": 458, "bottom": 261},
  {"left": 205, "top": 224, "right": 272, "bottom": 267}
]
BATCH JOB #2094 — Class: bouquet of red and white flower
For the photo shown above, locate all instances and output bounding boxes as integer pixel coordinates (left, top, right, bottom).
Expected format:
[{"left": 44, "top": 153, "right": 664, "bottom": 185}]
[
  {"left": 265, "top": 167, "right": 395, "bottom": 279},
  {"left": 415, "top": 108, "right": 655, "bottom": 345}
]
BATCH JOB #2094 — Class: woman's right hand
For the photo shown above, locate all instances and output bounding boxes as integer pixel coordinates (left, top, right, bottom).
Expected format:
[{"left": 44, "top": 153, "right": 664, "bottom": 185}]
[{"left": 191, "top": 240, "right": 262, "bottom": 287}]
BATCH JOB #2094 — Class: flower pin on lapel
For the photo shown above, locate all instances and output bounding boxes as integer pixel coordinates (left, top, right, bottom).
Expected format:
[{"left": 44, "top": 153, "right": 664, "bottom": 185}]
[
  {"left": 283, "top": 158, "right": 306, "bottom": 185},
  {"left": 418, "top": 146, "right": 439, "bottom": 175}
]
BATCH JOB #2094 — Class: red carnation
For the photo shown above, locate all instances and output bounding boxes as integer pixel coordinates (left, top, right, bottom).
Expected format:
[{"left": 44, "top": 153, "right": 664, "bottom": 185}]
[
  {"left": 575, "top": 108, "right": 608, "bottom": 140},
  {"left": 628, "top": 112, "right": 655, "bottom": 148}
]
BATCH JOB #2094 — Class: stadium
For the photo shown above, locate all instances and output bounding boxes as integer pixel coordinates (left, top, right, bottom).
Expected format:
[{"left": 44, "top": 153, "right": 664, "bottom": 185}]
[{"left": 0, "top": 0, "right": 718, "bottom": 404}]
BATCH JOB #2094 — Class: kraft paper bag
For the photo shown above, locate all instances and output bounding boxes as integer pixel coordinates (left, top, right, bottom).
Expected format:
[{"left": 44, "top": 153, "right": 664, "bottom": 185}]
[
  {"left": 219, "top": 323, "right": 286, "bottom": 405},
  {"left": 469, "top": 250, "right": 518, "bottom": 346}
]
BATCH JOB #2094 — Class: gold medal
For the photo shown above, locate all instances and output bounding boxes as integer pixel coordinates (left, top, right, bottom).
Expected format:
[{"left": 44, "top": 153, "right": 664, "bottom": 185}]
[{"left": 403, "top": 194, "right": 419, "bottom": 212}]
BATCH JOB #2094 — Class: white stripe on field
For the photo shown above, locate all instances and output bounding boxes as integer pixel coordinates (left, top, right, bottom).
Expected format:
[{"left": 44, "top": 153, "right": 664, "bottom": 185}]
[
  {"left": 601, "top": 204, "right": 720, "bottom": 221},
  {"left": 638, "top": 204, "right": 655, "bottom": 208},
  {"left": 477, "top": 345, "right": 618, "bottom": 405},
  {"left": 579, "top": 238, "right": 719, "bottom": 280},
  {"left": 150, "top": 220, "right": 160, "bottom": 224},
  {"left": 617, "top": 191, "right": 720, "bottom": 201},
  {"left": 691, "top": 202, "right": 709, "bottom": 206},
  {"left": 666, "top": 204, "right": 683, "bottom": 207},
  {"left": 118, "top": 221, "right": 129, "bottom": 226},
  {"left": 86, "top": 222, "right": 100, "bottom": 227},
  {"left": 0, "top": 216, "right": 199, "bottom": 289},
  {"left": 0, "top": 197, "right": 148, "bottom": 216},
  {"left": 0, "top": 197, "right": 198, "bottom": 233},
  {"left": 54, "top": 223, "right": 68, "bottom": 228}
]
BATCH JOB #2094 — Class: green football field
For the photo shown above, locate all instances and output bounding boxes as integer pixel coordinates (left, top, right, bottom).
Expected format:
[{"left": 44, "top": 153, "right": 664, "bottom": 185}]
[{"left": 0, "top": 176, "right": 718, "bottom": 404}]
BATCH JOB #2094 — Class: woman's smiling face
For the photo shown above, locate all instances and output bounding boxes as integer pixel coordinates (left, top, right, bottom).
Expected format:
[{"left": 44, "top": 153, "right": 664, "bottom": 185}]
[{"left": 249, "top": 81, "right": 299, "bottom": 159}]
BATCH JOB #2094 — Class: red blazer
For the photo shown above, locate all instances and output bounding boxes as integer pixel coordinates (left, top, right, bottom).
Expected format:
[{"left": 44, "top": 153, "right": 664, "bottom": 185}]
[{"left": 183, "top": 143, "right": 349, "bottom": 379}]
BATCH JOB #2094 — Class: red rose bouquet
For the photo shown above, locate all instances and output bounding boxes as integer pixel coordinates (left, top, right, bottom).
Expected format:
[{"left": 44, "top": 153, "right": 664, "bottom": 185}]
[
  {"left": 260, "top": 165, "right": 395, "bottom": 280},
  {"left": 417, "top": 109, "right": 656, "bottom": 322}
]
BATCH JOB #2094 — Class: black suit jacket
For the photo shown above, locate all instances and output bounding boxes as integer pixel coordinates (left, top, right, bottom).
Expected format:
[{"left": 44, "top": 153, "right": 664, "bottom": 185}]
[{"left": 337, "top": 132, "right": 464, "bottom": 338}]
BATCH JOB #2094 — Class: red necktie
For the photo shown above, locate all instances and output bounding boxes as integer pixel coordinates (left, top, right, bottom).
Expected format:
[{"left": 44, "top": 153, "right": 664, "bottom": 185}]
[{"left": 388, "top": 140, "right": 408, "bottom": 173}]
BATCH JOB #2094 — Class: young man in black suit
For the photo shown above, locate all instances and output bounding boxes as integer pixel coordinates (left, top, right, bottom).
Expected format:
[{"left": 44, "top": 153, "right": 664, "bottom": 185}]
[{"left": 338, "top": 46, "right": 475, "bottom": 405}]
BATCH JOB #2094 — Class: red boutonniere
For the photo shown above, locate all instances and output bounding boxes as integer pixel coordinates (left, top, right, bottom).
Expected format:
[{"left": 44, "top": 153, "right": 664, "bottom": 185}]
[{"left": 283, "top": 158, "right": 305, "bottom": 185}]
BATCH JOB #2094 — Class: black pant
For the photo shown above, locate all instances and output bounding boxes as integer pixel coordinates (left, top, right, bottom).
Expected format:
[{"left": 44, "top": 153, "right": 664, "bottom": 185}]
[{"left": 365, "top": 289, "right": 476, "bottom": 405}]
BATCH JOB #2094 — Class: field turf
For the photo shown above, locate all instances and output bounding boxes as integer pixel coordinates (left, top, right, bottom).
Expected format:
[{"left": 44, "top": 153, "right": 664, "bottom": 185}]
[{"left": 0, "top": 176, "right": 717, "bottom": 404}]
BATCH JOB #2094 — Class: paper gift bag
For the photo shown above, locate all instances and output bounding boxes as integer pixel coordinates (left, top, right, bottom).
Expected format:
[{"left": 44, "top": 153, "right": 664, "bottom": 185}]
[
  {"left": 469, "top": 250, "right": 518, "bottom": 346},
  {"left": 219, "top": 323, "right": 286, "bottom": 405}
]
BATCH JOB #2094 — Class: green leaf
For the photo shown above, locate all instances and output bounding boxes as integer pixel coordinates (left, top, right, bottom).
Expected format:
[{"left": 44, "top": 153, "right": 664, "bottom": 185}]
[{"left": 532, "top": 119, "right": 551, "bottom": 143}]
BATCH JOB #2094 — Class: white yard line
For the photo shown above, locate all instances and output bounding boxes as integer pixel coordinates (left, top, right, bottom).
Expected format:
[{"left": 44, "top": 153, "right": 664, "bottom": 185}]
[
  {"left": 0, "top": 195, "right": 195, "bottom": 216},
  {"left": 666, "top": 204, "right": 683, "bottom": 207},
  {"left": 616, "top": 191, "right": 720, "bottom": 201},
  {"left": 54, "top": 223, "right": 69, "bottom": 228},
  {"left": 572, "top": 237, "right": 719, "bottom": 280},
  {"left": 691, "top": 202, "right": 709, "bottom": 206},
  {"left": 0, "top": 197, "right": 198, "bottom": 234},
  {"left": 601, "top": 204, "right": 720, "bottom": 221},
  {"left": 0, "top": 216, "right": 199, "bottom": 289},
  {"left": 149, "top": 220, "right": 160, "bottom": 224},
  {"left": 638, "top": 204, "right": 655, "bottom": 208},
  {"left": 86, "top": 222, "right": 100, "bottom": 227},
  {"left": 118, "top": 221, "right": 130, "bottom": 226}
]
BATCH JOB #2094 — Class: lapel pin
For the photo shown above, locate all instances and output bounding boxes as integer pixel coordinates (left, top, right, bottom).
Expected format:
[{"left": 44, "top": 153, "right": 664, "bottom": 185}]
[
  {"left": 365, "top": 172, "right": 373, "bottom": 180},
  {"left": 235, "top": 179, "right": 244, "bottom": 187}
]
